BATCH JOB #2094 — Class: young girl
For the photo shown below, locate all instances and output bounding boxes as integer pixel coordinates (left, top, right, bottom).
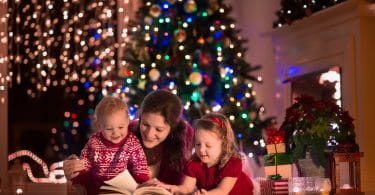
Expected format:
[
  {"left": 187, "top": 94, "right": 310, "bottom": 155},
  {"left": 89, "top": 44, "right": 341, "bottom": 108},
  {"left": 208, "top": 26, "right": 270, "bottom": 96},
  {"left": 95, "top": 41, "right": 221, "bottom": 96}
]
[
  {"left": 69, "top": 96, "right": 150, "bottom": 194},
  {"left": 161, "top": 113, "right": 253, "bottom": 195}
]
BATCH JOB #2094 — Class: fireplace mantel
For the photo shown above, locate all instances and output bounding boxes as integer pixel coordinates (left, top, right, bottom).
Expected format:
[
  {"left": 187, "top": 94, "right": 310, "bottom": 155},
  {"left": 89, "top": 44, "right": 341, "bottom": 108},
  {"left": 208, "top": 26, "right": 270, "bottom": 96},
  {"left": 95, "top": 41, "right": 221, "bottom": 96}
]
[{"left": 268, "top": 0, "right": 375, "bottom": 192}]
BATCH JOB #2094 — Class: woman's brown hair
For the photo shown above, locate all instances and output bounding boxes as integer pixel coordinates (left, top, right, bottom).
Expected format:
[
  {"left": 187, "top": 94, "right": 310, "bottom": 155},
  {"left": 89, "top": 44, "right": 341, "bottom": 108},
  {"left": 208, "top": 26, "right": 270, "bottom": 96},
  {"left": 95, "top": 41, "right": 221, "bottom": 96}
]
[{"left": 138, "top": 90, "right": 194, "bottom": 172}]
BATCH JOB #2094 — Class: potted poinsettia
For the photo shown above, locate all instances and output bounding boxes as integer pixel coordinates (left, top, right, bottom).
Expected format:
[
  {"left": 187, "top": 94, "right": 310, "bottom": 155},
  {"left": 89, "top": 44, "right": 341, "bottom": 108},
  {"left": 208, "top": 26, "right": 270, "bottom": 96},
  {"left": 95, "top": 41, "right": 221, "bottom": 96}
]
[{"left": 280, "top": 95, "right": 358, "bottom": 172}]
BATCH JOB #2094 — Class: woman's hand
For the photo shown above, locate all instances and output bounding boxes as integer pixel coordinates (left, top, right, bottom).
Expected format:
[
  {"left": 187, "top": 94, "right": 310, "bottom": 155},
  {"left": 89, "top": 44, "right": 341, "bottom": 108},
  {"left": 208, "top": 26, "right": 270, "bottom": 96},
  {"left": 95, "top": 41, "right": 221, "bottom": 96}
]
[
  {"left": 137, "top": 178, "right": 162, "bottom": 188},
  {"left": 137, "top": 178, "right": 177, "bottom": 193},
  {"left": 193, "top": 189, "right": 208, "bottom": 195},
  {"left": 63, "top": 155, "right": 85, "bottom": 180}
]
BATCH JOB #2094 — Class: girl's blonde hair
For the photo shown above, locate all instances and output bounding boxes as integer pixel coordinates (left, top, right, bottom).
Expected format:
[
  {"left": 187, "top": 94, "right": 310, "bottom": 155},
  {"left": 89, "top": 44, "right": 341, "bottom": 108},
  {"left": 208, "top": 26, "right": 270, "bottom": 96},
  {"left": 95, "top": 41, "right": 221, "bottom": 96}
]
[
  {"left": 194, "top": 112, "right": 239, "bottom": 169},
  {"left": 94, "top": 96, "right": 129, "bottom": 125}
]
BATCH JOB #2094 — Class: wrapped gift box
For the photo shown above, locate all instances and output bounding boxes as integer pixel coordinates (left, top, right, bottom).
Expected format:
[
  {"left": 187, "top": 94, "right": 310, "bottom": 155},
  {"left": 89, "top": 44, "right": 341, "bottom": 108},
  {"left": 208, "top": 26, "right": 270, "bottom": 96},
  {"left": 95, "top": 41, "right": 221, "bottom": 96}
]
[
  {"left": 264, "top": 153, "right": 293, "bottom": 179},
  {"left": 260, "top": 179, "right": 289, "bottom": 195},
  {"left": 265, "top": 164, "right": 293, "bottom": 179},
  {"left": 264, "top": 153, "right": 292, "bottom": 166},
  {"left": 272, "top": 179, "right": 289, "bottom": 194},
  {"left": 267, "top": 143, "right": 286, "bottom": 154},
  {"left": 260, "top": 180, "right": 272, "bottom": 195}
]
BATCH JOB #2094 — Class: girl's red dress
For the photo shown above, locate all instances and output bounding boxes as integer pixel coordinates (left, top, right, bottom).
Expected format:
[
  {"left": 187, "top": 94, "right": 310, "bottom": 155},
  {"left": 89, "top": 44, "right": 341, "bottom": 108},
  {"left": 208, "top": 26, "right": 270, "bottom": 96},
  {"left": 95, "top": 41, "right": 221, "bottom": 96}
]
[{"left": 184, "top": 156, "right": 254, "bottom": 195}]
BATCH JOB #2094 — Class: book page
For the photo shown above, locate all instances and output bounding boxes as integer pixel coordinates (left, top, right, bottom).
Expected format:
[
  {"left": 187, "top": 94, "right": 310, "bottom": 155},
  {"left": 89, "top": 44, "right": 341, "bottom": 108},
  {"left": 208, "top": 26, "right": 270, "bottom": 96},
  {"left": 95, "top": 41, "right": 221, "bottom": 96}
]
[
  {"left": 133, "top": 186, "right": 172, "bottom": 195},
  {"left": 102, "top": 170, "right": 138, "bottom": 193},
  {"left": 99, "top": 184, "right": 132, "bottom": 195}
]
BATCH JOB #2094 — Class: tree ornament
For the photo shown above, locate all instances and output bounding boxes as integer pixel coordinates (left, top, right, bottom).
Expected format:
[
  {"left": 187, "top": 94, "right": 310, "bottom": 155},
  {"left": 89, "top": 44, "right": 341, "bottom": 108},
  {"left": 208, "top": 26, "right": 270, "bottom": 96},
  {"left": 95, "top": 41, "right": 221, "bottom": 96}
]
[
  {"left": 184, "top": 0, "right": 197, "bottom": 13},
  {"left": 208, "top": 0, "right": 219, "bottom": 14},
  {"left": 199, "top": 52, "right": 212, "bottom": 66},
  {"left": 144, "top": 16, "right": 154, "bottom": 25},
  {"left": 148, "top": 68, "right": 161, "bottom": 81},
  {"left": 149, "top": 4, "right": 162, "bottom": 18},
  {"left": 137, "top": 80, "right": 146, "bottom": 90},
  {"left": 174, "top": 29, "right": 187, "bottom": 43},
  {"left": 203, "top": 74, "right": 212, "bottom": 85},
  {"left": 189, "top": 72, "right": 203, "bottom": 85},
  {"left": 206, "top": 36, "right": 214, "bottom": 43},
  {"left": 167, "top": 0, "right": 176, "bottom": 5},
  {"left": 219, "top": 66, "right": 226, "bottom": 78},
  {"left": 223, "top": 37, "right": 232, "bottom": 47},
  {"left": 118, "top": 65, "right": 133, "bottom": 78},
  {"left": 197, "top": 36, "right": 205, "bottom": 45},
  {"left": 249, "top": 111, "right": 257, "bottom": 120},
  {"left": 139, "top": 47, "right": 150, "bottom": 61},
  {"left": 192, "top": 29, "right": 198, "bottom": 37}
]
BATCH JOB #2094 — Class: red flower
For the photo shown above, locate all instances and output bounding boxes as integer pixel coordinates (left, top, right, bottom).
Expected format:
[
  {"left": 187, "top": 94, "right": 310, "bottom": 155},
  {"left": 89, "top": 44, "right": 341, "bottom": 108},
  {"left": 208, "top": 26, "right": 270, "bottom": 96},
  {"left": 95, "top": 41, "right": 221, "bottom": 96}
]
[{"left": 265, "top": 125, "right": 285, "bottom": 144}]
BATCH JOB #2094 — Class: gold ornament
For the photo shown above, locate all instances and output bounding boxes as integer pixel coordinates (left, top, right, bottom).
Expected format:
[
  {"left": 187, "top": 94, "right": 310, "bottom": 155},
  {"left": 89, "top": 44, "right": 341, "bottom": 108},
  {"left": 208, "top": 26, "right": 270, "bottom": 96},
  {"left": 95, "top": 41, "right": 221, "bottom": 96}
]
[
  {"left": 139, "top": 47, "right": 150, "bottom": 61},
  {"left": 206, "top": 36, "right": 214, "bottom": 43},
  {"left": 167, "top": 0, "right": 176, "bottom": 4},
  {"left": 174, "top": 29, "right": 187, "bottom": 43},
  {"left": 208, "top": 0, "right": 219, "bottom": 15},
  {"left": 223, "top": 37, "right": 231, "bottom": 47},
  {"left": 189, "top": 72, "right": 202, "bottom": 85},
  {"left": 149, "top": 4, "right": 162, "bottom": 18},
  {"left": 184, "top": 0, "right": 197, "bottom": 13},
  {"left": 138, "top": 80, "right": 146, "bottom": 90},
  {"left": 148, "top": 68, "right": 161, "bottom": 81}
]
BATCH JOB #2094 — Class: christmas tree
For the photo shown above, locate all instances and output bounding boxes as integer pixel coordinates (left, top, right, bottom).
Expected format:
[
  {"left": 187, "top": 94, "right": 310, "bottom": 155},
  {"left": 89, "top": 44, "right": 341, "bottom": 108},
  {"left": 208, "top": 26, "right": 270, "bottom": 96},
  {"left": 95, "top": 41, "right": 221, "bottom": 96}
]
[{"left": 121, "top": 0, "right": 274, "bottom": 155}]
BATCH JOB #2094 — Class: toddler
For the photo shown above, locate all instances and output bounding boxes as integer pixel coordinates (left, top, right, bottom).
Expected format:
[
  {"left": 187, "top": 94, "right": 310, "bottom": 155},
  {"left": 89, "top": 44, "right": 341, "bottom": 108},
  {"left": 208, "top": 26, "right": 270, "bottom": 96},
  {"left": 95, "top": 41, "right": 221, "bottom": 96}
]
[{"left": 70, "top": 96, "right": 150, "bottom": 194}]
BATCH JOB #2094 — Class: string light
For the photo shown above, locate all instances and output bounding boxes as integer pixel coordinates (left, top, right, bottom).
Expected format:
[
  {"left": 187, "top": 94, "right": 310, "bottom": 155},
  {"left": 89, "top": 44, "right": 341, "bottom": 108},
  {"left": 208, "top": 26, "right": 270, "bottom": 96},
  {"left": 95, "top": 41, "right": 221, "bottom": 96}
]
[{"left": 6, "top": 0, "right": 127, "bottom": 100}]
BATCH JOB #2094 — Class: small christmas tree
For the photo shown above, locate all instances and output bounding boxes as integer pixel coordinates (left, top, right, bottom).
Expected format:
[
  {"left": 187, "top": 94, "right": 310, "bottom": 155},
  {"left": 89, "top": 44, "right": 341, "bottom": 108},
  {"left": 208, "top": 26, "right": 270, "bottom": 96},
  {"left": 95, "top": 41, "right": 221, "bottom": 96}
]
[
  {"left": 273, "top": 0, "right": 347, "bottom": 28},
  {"left": 122, "top": 0, "right": 274, "bottom": 155}
]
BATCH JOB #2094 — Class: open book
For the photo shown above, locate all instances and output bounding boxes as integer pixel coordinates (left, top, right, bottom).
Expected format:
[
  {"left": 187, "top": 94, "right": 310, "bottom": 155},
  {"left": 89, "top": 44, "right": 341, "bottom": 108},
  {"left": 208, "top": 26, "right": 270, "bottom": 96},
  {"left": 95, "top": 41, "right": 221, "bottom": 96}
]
[{"left": 99, "top": 170, "right": 172, "bottom": 195}]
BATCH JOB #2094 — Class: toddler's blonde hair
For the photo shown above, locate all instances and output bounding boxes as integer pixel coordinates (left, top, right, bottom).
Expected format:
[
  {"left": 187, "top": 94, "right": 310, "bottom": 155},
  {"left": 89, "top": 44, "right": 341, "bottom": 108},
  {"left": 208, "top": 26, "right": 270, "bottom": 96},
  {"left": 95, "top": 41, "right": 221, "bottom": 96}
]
[{"left": 94, "top": 96, "right": 129, "bottom": 125}]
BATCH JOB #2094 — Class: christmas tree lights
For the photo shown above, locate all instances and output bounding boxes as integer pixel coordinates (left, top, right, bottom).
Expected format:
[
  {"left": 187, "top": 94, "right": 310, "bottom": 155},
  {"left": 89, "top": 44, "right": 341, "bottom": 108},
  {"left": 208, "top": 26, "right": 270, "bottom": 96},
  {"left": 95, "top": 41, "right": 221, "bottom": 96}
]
[
  {"left": 121, "top": 0, "right": 274, "bottom": 155},
  {"left": 7, "top": 0, "right": 121, "bottom": 158}
]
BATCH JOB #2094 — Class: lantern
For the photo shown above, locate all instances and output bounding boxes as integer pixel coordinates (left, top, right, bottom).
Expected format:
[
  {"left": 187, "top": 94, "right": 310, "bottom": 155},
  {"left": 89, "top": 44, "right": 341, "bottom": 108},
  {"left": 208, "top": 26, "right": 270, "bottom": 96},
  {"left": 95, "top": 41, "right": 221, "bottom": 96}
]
[
  {"left": 329, "top": 152, "right": 363, "bottom": 194},
  {"left": 8, "top": 159, "right": 27, "bottom": 195}
]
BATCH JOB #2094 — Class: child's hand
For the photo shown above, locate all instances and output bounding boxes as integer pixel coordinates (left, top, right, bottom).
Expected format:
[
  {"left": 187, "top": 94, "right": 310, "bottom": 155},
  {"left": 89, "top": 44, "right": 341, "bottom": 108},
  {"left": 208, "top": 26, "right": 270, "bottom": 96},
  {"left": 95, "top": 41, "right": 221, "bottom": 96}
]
[
  {"left": 193, "top": 189, "right": 208, "bottom": 195},
  {"left": 63, "top": 155, "right": 85, "bottom": 179},
  {"left": 138, "top": 178, "right": 177, "bottom": 193}
]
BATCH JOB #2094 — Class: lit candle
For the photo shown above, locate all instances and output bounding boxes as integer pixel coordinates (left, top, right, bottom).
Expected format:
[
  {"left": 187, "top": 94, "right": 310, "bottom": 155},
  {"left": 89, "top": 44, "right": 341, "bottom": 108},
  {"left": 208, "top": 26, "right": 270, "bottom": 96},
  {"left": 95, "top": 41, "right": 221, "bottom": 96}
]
[{"left": 320, "top": 178, "right": 331, "bottom": 195}]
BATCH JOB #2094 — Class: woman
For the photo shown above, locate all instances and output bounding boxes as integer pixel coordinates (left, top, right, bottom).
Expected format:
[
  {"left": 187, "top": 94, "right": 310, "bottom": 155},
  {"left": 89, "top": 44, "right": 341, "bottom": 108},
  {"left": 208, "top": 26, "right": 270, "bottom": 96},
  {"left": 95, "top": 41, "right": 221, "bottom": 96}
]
[{"left": 63, "top": 90, "right": 194, "bottom": 187}]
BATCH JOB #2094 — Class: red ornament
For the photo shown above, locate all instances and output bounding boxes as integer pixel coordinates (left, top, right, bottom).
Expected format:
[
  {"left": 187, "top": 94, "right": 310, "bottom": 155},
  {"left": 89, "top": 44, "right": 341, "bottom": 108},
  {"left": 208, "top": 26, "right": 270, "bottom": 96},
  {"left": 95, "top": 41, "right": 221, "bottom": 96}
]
[
  {"left": 203, "top": 74, "right": 212, "bottom": 85},
  {"left": 199, "top": 52, "right": 212, "bottom": 66},
  {"left": 71, "top": 113, "right": 77, "bottom": 119}
]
